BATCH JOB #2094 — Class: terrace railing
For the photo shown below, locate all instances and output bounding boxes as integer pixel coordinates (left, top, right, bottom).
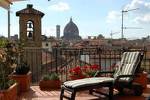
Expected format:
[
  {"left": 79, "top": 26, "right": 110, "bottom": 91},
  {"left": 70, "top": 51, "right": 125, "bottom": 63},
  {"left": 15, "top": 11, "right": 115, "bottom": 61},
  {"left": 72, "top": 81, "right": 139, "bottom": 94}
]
[{"left": 23, "top": 47, "right": 149, "bottom": 83}]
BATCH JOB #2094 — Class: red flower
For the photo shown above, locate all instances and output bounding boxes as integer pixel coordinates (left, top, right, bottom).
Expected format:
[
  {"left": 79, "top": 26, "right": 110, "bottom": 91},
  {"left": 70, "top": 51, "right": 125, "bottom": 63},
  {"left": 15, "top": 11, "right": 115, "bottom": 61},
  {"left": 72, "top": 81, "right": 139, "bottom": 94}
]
[
  {"left": 69, "top": 65, "right": 101, "bottom": 80},
  {"left": 90, "top": 64, "right": 100, "bottom": 70}
]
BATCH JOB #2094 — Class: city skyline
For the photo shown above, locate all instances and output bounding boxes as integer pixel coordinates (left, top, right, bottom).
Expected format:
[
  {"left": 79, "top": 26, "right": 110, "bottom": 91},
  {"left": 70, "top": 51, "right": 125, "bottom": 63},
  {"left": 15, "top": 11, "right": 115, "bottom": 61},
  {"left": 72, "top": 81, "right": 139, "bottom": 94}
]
[{"left": 0, "top": 0, "right": 150, "bottom": 39}]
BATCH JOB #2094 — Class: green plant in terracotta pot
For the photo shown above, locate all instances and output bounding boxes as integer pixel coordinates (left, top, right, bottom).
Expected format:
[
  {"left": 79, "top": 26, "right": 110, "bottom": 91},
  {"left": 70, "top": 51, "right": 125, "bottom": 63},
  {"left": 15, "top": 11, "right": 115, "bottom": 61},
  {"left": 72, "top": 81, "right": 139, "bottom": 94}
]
[
  {"left": 39, "top": 72, "right": 61, "bottom": 90},
  {"left": 14, "top": 62, "right": 30, "bottom": 75},
  {"left": 0, "top": 38, "right": 18, "bottom": 100},
  {"left": 0, "top": 39, "right": 18, "bottom": 89},
  {"left": 10, "top": 62, "right": 31, "bottom": 92},
  {"left": 8, "top": 41, "right": 31, "bottom": 93}
]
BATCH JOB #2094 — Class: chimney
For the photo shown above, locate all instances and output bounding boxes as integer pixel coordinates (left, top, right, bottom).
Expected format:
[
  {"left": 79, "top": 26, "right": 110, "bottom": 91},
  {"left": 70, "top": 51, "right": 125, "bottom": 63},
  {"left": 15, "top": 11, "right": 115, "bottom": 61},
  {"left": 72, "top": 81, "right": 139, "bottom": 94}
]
[{"left": 27, "top": 4, "right": 33, "bottom": 8}]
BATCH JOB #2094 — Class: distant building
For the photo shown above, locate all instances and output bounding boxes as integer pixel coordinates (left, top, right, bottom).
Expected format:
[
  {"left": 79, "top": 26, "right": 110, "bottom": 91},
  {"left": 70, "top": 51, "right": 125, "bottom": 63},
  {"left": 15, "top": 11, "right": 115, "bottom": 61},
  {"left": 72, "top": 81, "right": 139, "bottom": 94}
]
[
  {"left": 42, "top": 38, "right": 59, "bottom": 52},
  {"left": 42, "top": 40, "right": 53, "bottom": 52},
  {"left": 56, "top": 25, "right": 60, "bottom": 39},
  {"left": 62, "top": 18, "right": 81, "bottom": 41},
  {"left": 10, "top": 34, "right": 18, "bottom": 41}
]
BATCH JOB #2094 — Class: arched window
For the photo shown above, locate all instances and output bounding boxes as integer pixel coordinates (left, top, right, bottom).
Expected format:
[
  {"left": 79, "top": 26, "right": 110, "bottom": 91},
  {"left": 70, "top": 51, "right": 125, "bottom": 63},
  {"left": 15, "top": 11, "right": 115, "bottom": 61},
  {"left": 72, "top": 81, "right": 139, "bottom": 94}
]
[
  {"left": 27, "top": 20, "right": 34, "bottom": 39},
  {"left": 45, "top": 43, "right": 49, "bottom": 46}
]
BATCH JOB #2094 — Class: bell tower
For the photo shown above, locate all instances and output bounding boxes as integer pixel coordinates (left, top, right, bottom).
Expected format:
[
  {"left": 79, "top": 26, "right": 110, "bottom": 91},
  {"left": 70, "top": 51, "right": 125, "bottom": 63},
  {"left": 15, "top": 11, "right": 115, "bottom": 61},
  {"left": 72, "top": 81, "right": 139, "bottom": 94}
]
[
  {"left": 16, "top": 4, "right": 44, "bottom": 47},
  {"left": 16, "top": 4, "right": 45, "bottom": 82}
]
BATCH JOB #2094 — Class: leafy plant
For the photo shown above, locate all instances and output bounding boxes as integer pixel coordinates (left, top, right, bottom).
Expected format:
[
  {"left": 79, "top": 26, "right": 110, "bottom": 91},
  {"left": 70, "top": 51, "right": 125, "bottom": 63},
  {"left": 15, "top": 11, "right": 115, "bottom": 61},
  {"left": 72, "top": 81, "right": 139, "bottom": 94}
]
[
  {"left": 42, "top": 72, "right": 59, "bottom": 81},
  {"left": 42, "top": 75, "right": 50, "bottom": 81},
  {"left": 14, "top": 62, "right": 30, "bottom": 75},
  {"left": 0, "top": 79, "right": 16, "bottom": 90},
  {"left": 0, "top": 39, "right": 18, "bottom": 90}
]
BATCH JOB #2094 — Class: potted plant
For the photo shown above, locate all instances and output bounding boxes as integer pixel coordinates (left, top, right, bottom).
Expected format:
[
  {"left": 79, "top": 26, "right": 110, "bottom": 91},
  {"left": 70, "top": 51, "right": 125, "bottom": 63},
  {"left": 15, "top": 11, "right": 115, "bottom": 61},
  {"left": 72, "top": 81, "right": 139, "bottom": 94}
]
[
  {"left": 39, "top": 72, "right": 61, "bottom": 90},
  {"left": 10, "top": 62, "right": 31, "bottom": 92},
  {"left": 0, "top": 39, "right": 18, "bottom": 100},
  {"left": 9, "top": 41, "right": 31, "bottom": 92},
  {"left": 69, "top": 65, "right": 100, "bottom": 80},
  {"left": 0, "top": 80, "right": 17, "bottom": 100},
  {"left": 134, "top": 68, "right": 148, "bottom": 88}
]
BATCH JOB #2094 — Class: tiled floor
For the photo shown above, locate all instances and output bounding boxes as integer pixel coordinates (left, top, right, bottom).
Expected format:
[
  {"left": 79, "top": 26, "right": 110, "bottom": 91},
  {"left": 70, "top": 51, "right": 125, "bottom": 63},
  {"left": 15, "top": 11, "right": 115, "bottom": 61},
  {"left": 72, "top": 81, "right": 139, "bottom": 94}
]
[{"left": 18, "top": 85, "right": 150, "bottom": 100}]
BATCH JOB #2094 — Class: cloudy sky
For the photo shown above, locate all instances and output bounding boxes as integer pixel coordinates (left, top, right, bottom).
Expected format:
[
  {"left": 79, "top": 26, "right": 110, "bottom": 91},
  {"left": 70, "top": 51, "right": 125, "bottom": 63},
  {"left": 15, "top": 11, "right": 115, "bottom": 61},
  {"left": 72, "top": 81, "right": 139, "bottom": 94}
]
[{"left": 0, "top": 0, "right": 150, "bottom": 39}]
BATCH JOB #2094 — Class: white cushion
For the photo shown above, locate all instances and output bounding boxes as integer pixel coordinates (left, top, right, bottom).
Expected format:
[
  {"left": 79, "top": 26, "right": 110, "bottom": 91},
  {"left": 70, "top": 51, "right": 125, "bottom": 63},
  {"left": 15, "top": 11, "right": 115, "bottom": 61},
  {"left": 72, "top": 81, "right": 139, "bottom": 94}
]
[{"left": 63, "top": 77, "right": 114, "bottom": 88}]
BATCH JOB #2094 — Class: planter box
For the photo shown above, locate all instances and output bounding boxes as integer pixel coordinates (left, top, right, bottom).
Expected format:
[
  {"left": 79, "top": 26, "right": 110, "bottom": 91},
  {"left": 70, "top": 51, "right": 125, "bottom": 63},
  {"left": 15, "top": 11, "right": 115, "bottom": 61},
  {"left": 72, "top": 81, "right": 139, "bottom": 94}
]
[
  {"left": 39, "top": 80, "right": 61, "bottom": 90},
  {"left": 0, "top": 83, "right": 18, "bottom": 100},
  {"left": 0, "top": 94, "right": 4, "bottom": 100},
  {"left": 10, "top": 71, "right": 31, "bottom": 92}
]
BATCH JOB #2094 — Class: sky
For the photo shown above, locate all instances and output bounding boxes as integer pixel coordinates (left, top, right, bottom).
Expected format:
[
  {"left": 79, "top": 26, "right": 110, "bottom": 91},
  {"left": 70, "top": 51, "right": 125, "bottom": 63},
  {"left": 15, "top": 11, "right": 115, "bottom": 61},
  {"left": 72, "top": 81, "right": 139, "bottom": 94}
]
[{"left": 0, "top": 0, "right": 150, "bottom": 39}]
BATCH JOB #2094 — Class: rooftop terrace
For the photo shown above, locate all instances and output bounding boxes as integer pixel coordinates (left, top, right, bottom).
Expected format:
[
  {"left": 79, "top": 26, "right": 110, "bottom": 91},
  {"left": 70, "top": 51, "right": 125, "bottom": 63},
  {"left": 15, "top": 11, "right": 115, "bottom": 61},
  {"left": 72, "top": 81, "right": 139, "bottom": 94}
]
[{"left": 18, "top": 84, "right": 150, "bottom": 100}]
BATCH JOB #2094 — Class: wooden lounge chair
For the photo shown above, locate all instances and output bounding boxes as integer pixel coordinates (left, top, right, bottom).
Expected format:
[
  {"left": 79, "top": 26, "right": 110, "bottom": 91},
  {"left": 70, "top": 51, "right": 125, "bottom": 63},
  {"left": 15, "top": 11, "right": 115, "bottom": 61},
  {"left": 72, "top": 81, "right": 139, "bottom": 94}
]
[{"left": 60, "top": 51, "right": 144, "bottom": 100}]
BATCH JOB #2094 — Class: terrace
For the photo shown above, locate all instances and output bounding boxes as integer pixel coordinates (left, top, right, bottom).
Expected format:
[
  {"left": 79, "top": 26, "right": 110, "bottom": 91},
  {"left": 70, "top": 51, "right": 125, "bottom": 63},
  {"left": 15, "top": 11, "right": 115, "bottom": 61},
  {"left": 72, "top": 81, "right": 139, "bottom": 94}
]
[
  {"left": 17, "top": 47, "right": 150, "bottom": 100},
  {"left": 1, "top": 1, "right": 150, "bottom": 100},
  {"left": 18, "top": 84, "right": 150, "bottom": 100}
]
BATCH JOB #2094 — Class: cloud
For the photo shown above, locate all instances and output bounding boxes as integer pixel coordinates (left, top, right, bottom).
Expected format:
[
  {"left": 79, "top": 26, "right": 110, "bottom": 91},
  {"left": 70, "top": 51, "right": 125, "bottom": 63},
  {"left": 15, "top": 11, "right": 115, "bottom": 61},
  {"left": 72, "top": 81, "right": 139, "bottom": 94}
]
[
  {"left": 42, "top": 26, "right": 56, "bottom": 36},
  {"left": 124, "top": 0, "right": 144, "bottom": 10},
  {"left": 106, "top": 0, "right": 150, "bottom": 24},
  {"left": 145, "top": 2, "right": 150, "bottom": 9},
  {"left": 0, "top": 24, "right": 19, "bottom": 37},
  {"left": 106, "top": 11, "right": 121, "bottom": 23},
  {"left": 134, "top": 13, "right": 150, "bottom": 24},
  {"left": 124, "top": 0, "right": 150, "bottom": 14},
  {"left": 124, "top": 0, "right": 150, "bottom": 24},
  {"left": 124, "top": 0, "right": 150, "bottom": 10},
  {"left": 49, "top": 2, "right": 70, "bottom": 12}
]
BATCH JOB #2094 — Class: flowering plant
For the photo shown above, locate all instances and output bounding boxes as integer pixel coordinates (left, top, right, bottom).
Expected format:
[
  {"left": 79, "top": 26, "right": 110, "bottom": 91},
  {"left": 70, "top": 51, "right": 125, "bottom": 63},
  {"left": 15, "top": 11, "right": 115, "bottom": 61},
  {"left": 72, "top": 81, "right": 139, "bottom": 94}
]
[
  {"left": 0, "top": 39, "right": 19, "bottom": 90},
  {"left": 69, "top": 65, "right": 100, "bottom": 80}
]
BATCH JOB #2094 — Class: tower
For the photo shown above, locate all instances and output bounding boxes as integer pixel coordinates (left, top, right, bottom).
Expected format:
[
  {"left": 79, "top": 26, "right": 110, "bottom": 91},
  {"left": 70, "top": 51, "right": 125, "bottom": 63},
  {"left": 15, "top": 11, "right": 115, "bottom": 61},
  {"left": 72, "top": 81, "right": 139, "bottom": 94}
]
[
  {"left": 56, "top": 25, "right": 60, "bottom": 39},
  {"left": 16, "top": 4, "right": 44, "bottom": 82},
  {"left": 16, "top": 4, "right": 44, "bottom": 47}
]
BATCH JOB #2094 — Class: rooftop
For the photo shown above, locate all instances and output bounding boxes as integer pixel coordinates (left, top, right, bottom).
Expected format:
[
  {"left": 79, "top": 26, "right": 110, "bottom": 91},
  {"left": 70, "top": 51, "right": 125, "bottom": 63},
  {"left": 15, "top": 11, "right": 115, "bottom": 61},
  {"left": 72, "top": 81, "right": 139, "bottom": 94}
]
[{"left": 18, "top": 84, "right": 150, "bottom": 100}]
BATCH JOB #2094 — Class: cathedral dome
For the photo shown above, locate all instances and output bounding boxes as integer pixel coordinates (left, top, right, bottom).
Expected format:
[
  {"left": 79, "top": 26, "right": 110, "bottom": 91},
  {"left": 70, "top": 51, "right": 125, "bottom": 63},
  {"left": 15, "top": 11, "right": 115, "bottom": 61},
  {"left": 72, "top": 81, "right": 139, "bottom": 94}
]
[
  {"left": 63, "top": 18, "right": 81, "bottom": 40},
  {"left": 64, "top": 18, "right": 79, "bottom": 36}
]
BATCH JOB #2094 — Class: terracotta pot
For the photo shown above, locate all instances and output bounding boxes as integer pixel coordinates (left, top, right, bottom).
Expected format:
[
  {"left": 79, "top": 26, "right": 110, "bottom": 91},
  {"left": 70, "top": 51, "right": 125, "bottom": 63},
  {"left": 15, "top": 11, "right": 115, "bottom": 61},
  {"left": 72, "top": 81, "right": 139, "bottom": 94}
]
[
  {"left": 0, "top": 94, "right": 4, "bottom": 100},
  {"left": 39, "top": 80, "right": 61, "bottom": 90},
  {"left": 10, "top": 71, "right": 31, "bottom": 92},
  {"left": 0, "top": 83, "right": 18, "bottom": 100},
  {"left": 134, "top": 72, "right": 148, "bottom": 88}
]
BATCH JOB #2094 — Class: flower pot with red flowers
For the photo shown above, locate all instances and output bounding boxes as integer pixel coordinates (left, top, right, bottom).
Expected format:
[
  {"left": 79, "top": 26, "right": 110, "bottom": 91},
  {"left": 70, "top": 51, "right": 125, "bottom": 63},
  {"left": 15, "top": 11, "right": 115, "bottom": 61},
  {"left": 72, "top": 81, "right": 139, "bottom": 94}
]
[
  {"left": 69, "top": 65, "right": 100, "bottom": 80},
  {"left": 39, "top": 72, "right": 61, "bottom": 90},
  {"left": 69, "top": 66, "right": 86, "bottom": 80},
  {"left": 134, "top": 71, "right": 148, "bottom": 88}
]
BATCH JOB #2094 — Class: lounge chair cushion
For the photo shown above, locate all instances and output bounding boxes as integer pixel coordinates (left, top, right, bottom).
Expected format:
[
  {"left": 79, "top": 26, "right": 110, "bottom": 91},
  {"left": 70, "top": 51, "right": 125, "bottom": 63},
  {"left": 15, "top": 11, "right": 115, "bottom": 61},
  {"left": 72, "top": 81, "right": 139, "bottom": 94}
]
[
  {"left": 63, "top": 77, "right": 114, "bottom": 88},
  {"left": 113, "top": 52, "right": 140, "bottom": 81}
]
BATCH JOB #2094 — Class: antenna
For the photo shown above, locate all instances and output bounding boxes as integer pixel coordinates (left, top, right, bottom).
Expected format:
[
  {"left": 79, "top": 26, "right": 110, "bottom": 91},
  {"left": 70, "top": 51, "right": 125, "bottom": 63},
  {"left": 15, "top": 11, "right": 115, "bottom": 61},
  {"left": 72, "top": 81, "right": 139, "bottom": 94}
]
[
  {"left": 110, "top": 31, "right": 120, "bottom": 39},
  {"left": 121, "top": 8, "right": 139, "bottom": 39},
  {"left": 123, "top": 27, "right": 143, "bottom": 29}
]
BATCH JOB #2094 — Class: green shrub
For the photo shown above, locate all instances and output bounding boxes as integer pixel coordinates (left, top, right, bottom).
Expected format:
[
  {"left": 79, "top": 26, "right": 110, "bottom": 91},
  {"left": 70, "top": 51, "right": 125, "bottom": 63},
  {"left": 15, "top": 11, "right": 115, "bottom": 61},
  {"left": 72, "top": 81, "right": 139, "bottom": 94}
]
[
  {"left": 15, "top": 62, "right": 30, "bottom": 75},
  {"left": 42, "top": 72, "right": 59, "bottom": 81}
]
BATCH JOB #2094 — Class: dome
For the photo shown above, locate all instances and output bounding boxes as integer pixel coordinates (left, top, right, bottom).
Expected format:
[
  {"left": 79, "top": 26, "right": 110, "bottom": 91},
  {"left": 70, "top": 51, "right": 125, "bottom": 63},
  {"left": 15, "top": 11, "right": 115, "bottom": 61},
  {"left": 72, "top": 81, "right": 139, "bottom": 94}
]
[
  {"left": 63, "top": 18, "right": 81, "bottom": 40},
  {"left": 64, "top": 18, "right": 79, "bottom": 35}
]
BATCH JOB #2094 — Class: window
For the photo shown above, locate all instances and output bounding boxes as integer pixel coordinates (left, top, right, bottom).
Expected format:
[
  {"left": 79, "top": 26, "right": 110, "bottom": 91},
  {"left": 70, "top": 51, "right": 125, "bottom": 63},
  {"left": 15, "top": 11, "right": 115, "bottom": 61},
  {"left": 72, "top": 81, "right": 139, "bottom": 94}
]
[
  {"left": 27, "top": 20, "right": 34, "bottom": 40},
  {"left": 45, "top": 43, "right": 49, "bottom": 46}
]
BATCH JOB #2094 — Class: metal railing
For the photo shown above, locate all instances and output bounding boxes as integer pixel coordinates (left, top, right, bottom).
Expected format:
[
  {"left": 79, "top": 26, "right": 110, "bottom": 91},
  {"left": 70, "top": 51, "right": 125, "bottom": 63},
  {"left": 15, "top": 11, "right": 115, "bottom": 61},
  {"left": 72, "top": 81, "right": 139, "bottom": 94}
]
[{"left": 24, "top": 47, "right": 150, "bottom": 83}]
